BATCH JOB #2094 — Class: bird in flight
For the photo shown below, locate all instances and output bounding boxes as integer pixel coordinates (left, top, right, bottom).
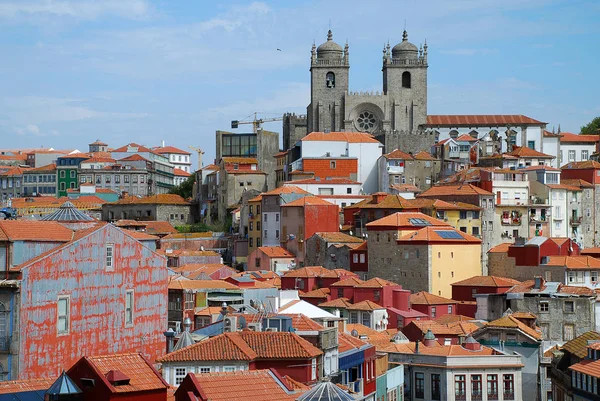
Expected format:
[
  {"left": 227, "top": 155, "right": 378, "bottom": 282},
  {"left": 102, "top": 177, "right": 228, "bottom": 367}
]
[{"left": 276, "top": 48, "right": 282, "bottom": 51}]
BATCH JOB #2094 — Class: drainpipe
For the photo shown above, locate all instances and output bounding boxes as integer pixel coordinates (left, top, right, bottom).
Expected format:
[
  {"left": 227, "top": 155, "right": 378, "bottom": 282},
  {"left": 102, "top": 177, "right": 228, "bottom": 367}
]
[{"left": 5, "top": 243, "right": 10, "bottom": 280}]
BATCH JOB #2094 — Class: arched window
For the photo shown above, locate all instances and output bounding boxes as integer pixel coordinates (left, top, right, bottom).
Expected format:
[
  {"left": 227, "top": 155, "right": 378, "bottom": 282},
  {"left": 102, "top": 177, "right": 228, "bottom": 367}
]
[
  {"left": 326, "top": 72, "right": 335, "bottom": 88},
  {"left": 433, "top": 130, "right": 440, "bottom": 143},
  {"left": 469, "top": 130, "right": 479, "bottom": 139},
  {"left": 402, "top": 71, "right": 411, "bottom": 88},
  {"left": 449, "top": 130, "right": 459, "bottom": 139}
]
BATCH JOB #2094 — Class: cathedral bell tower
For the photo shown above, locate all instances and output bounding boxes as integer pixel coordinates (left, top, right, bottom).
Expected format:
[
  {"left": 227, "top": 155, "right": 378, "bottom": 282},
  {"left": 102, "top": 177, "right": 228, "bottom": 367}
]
[
  {"left": 382, "top": 30, "right": 428, "bottom": 134},
  {"left": 307, "top": 30, "right": 349, "bottom": 133}
]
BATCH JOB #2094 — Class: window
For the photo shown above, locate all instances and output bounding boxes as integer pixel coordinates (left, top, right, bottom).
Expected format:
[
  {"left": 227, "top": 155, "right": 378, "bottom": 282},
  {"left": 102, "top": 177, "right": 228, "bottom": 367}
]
[
  {"left": 223, "top": 366, "right": 235, "bottom": 372},
  {"left": 311, "top": 358, "right": 317, "bottom": 380},
  {"left": 503, "top": 374, "right": 514, "bottom": 400},
  {"left": 540, "top": 302, "right": 549, "bottom": 312},
  {"left": 528, "top": 140, "right": 535, "bottom": 149},
  {"left": 255, "top": 258, "right": 260, "bottom": 268},
  {"left": 455, "top": 375, "right": 466, "bottom": 398},
  {"left": 263, "top": 230, "right": 267, "bottom": 238},
  {"left": 125, "top": 290, "right": 134, "bottom": 326},
  {"left": 415, "top": 372, "right": 424, "bottom": 399},
  {"left": 431, "top": 374, "right": 441, "bottom": 400},
  {"left": 564, "top": 324, "right": 575, "bottom": 341},
  {"left": 326, "top": 71, "right": 335, "bottom": 88},
  {"left": 564, "top": 301, "right": 574, "bottom": 313},
  {"left": 350, "top": 312, "right": 358, "bottom": 324},
  {"left": 402, "top": 71, "right": 411, "bottom": 88},
  {"left": 472, "top": 374, "right": 482, "bottom": 398},
  {"left": 487, "top": 374, "right": 498, "bottom": 398},
  {"left": 346, "top": 187, "right": 352, "bottom": 194},
  {"left": 353, "top": 254, "right": 358, "bottom": 263},
  {"left": 338, "top": 288, "right": 344, "bottom": 298},
  {"left": 249, "top": 222, "right": 253, "bottom": 231},
  {"left": 431, "top": 307, "right": 436, "bottom": 318},
  {"left": 330, "top": 161, "right": 336, "bottom": 169},
  {"left": 361, "top": 312, "right": 370, "bottom": 328},
  {"left": 569, "top": 150, "right": 576, "bottom": 162},
  {"left": 264, "top": 214, "right": 267, "bottom": 222},
  {"left": 582, "top": 150, "right": 589, "bottom": 161},
  {"left": 275, "top": 213, "right": 279, "bottom": 222},
  {"left": 175, "top": 368, "right": 187, "bottom": 385},
  {"left": 106, "top": 244, "right": 114, "bottom": 271},
  {"left": 592, "top": 271, "right": 598, "bottom": 282},
  {"left": 448, "top": 305, "right": 453, "bottom": 314},
  {"left": 275, "top": 230, "right": 279, "bottom": 239},
  {"left": 257, "top": 222, "right": 261, "bottom": 231},
  {"left": 60, "top": 170, "right": 66, "bottom": 178},
  {"left": 249, "top": 238, "right": 253, "bottom": 247},
  {"left": 472, "top": 226, "right": 480, "bottom": 236},
  {"left": 57, "top": 296, "right": 70, "bottom": 334}
]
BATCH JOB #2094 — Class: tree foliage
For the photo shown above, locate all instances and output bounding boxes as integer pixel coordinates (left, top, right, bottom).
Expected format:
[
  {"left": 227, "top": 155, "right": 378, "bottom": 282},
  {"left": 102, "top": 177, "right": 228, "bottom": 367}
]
[
  {"left": 169, "top": 174, "right": 195, "bottom": 199},
  {"left": 581, "top": 117, "right": 600, "bottom": 135}
]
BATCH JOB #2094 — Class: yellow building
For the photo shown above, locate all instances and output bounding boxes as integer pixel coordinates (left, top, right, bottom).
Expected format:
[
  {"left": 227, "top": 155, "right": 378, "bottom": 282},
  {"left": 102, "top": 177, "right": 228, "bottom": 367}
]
[
  {"left": 419, "top": 199, "right": 482, "bottom": 238},
  {"left": 247, "top": 194, "right": 262, "bottom": 256},
  {"left": 366, "top": 212, "right": 482, "bottom": 298}
]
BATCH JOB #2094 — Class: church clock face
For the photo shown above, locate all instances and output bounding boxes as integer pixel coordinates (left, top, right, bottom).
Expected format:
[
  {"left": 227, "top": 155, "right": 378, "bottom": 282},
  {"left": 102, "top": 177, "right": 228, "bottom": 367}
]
[{"left": 355, "top": 110, "right": 378, "bottom": 133}]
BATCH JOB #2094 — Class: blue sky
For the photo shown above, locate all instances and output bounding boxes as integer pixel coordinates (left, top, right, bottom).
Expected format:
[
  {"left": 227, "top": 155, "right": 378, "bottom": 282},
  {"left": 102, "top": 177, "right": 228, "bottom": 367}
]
[{"left": 0, "top": 0, "right": 598, "bottom": 167}]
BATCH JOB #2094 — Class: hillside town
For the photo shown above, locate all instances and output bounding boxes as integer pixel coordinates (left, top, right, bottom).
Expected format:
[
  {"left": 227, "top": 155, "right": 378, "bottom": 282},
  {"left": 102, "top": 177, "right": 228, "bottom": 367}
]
[{"left": 1, "top": 5, "right": 600, "bottom": 401}]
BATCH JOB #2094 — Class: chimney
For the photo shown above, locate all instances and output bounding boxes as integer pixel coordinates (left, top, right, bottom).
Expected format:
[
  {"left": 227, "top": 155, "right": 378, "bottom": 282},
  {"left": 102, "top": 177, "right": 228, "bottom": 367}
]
[
  {"left": 462, "top": 335, "right": 482, "bottom": 351},
  {"left": 392, "top": 289, "right": 410, "bottom": 310},
  {"left": 415, "top": 340, "right": 420, "bottom": 354},
  {"left": 164, "top": 328, "right": 175, "bottom": 354},
  {"left": 162, "top": 140, "right": 165, "bottom": 147},
  {"left": 534, "top": 276, "right": 545, "bottom": 290},
  {"left": 372, "top": 192, "right": 387, "bottom": 204}
]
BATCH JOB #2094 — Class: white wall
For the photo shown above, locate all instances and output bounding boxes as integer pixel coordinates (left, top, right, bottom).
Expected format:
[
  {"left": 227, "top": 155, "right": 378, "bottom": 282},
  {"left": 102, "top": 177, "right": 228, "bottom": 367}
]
[
  {"left": 560, "top": 143, "right": 595, "bottom": 166},
  {"left": 542, "top": 137, "right": 560, "bottom": 168},
  {"left": 549, "top": 189, "right": 568, "bottom": 237},
  {"left": 262, "top": 211, "right": 280, "bottom": 246}
]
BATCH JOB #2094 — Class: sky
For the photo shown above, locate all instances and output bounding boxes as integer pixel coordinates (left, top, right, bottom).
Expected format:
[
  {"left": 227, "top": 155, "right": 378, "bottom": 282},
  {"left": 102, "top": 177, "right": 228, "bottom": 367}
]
[{"left": 0, "top": 0, "right": 598, "bottom": 168}]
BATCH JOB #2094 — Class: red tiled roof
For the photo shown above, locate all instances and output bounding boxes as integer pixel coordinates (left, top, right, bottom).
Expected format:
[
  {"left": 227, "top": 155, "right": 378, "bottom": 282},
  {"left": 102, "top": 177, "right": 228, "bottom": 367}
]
[
  {"left": 488, "top": 243, "right": 511, "bottom": 253},
  {"left": 318, "top": 298, "right": 353, "bottom": 309},
  {"left": 0, "top": 378, "right": 56, "bottom": 394},
  {"left": 110, "top": 194, "right": 190, "bottom": 205},
  {"left": 153, "top": 145, "right": 191, "bottom": 155},
  {"left": 356, "top": 277, "right": 399, "bottom": 288},
  {"left": 112, "top": 143, "right": 157, "bottom": 154},
  {"left": 451, "top": 276, "right": 521, "bottom": 287},
  {"left": 570, "top": 359, "right": 600, "bottom": 378},
  {"left": 202, "top": 164, "right": 219, "bottom": 171},
  {"left": 79, "top": 353, "right": 168, "bottom": 393},
  {"left": 390, "top": 184, "right": 422, "bottom": 193},
  {"left": 455, "top": 134, "right": 479, "bottom": 142},
  {"left": 186, "top": 370, "right": 300, "bottom": 401},
  {"left": 0, "top": 221, "right": 74, "bottom": 242},
  {"left": 262, "top": 185, "right": 310, "bottom": 196},
  {"left": 561, "top": 178, "right": 594, "bottom": 188},
  {"left": 507, "top": 146, "right": 554, "bottom": 158},
  {"left": 366, "top": 212, "right": 450, "bottom": 229},
  {"left": 413, "top": 151, "right": 437, "bottom": 161},
  {"left": 562, "top": 161, "right": 600, "bottom": 170},
  {"left": 282, "top": 196, "right": 336, "bottom": 207},
  {"left": 301, "top": 132, "right": 382, "bottom": 144},
  {"left": 560, "top": 132, "right": 600, "bottom": 143},
  {"left": 282, "top": 266, "right": 339, "bottom": 278},
  {"left": 484, "top": 315, "right": 542, "bottom": 340},
  {"left": 384, "top": 149, "right": 413, "bottom": 159},
  {"left": 338, "top": 332, "right": 368, "bottom": 353},
  {"left": 122, "top": 230, "right": 159, "bottom": 240},
  {"left": 299, "top": 288, "right": 330, "bottom": 299},
  {"left": 313, "top": 232, "right": 364, "bottom": 243},
  {"left": 173, "top": 168, "right": 191, "bottom": 177},
  {"left": 397, "top": 226, "right": 481, "bottom": 244},
  {"left": 410, "top": 291, "right": 457, "bottom": 305},
  {"left": 381, "top": 342, "right": 497, "bottom": 356},
  {"left": 157, "top": 332, "right": 322, "bottom": 363},
  {"left": 419, "top": 184, "right": 493, "bottom": 197},
  {"left": 562, "top": 332, "right": 600, "bottom": 358},
  {"left": 330, "top": 277, "right": 364, "bottom": 287},
  {"left": 81, "top": 156, "right": 116, "bottom": 164},
  {"left": 281, "top": 314, "right": 324, "bottom": 331},
  {"left": 285, "top": 178, "right": 361, "bottom": 185},
  {"left": 434, "top": 315, "right": 475, "bottom": 325},
  {"left": 258, "top": 246, "right": 295, "bottom": 258},
  {"left": 347, "top": 300, "right": 384, "bottom": 311},
  {"left": 426, "top": 115, "right": 545, "bottom": 126},
  {"left": 25, "top": 163, "right": 56, "bottom": 172},
  {"left": 544, "top": 256, "right": 600, "bottom": 269},
  {"left": 167, "top": 279, "right": 239, "bottom": 290},
  {"left": 144, "top": 221, "right": 177, "bottom": 235},
  {"left": 118, "top": 154, "right": 149, "bottom": 162}
]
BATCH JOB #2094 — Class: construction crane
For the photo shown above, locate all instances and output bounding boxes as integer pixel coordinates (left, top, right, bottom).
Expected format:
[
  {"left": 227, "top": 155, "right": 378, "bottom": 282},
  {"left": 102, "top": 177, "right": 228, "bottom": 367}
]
[
  {"left": 231, "top": 112, "right": 283, "bottom": 133},
  {"left": 188, "top": 146, "right": 205, "bottom": 170}
]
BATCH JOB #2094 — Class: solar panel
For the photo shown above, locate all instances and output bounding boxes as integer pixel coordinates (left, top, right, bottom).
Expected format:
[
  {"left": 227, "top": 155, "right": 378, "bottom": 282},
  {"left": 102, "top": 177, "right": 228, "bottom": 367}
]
[
  {"left": 408, "top": 218, "right": 432, "bottom": 226},
  {"left": 435, "top": 230, "right": 465, "bottom": 239}
]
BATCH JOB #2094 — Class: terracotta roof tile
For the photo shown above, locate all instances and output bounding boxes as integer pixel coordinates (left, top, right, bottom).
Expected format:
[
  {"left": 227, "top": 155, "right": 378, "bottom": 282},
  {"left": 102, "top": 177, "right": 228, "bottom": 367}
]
[
  {"left": 330, "top": 277, "right": 364, "bottom": 287},
  {"left": 405, "top": 320, "right": 465, "bottom": 336},
  {"left": 426, "top": 115, "right": 545, "bottom": 126},
  {"left": 152, "top": 145, "right": 191, "bottom": 155},
  {"left": 338, "top": 332, "right": 369, "bottom": 353},
  {"left": 380, "top": 341, "right": 497, "bottom": 356},
  {"left": 285, "top": 178, "right": 361, "bottom": 185},
  {"left": 455, "top": 134, "right": 479, "bottom": 142},
  {"left": 185, "top": 370, "right": 299, "bottom": 401},
  {"left": 356, "top": 277, "right": 399, "bottom": 288},
  {"left": 167, "top": 279, "right": 239, "bottom": 291},
  {"left": 561, "top": 332, "right": 600, "bottom": 358},
  {"left": 347, "top": 300, "right": 384, "bottom": 311},
  {"left": 282, "top": 196, "right": 336, "bottom": 207},
  {"left": 0, "top": 220, "right": 74, "bottom": 242},
  {"left": 318, "top": 298, "right": 353, "bottom": 309},
  {"left": 570, "top": 359, "right": 600, "bottom": 378},
  {"left": 390, "top": 184, "right": 422, "bottom": 193},
  {"left": 258, "top": 246, "right": 295, "bottom": 258},
  {"left": 507, "top": 146, "right": 554, "bottom": 158},
  {"left": 420, "top": 184, "right": 493, "bottom": 198},
  {"left": 434, "top": 315, "right": 475, "bottom": 324},
  {"left": 562, "top": 160, "right": 600, "bottom": 170},
  {"left": 122, "top": 230, "right": 159, "bottom": 240},
  {"left": 157, "top": 332, "right": 322, "bottom": 363},
  {"left": 384, "top": 149, "right": 413, "bottom": 159},
  {"left": 366, "top": 212, "right": 450, "bottom": 229},
  {"left": 299, "top": 288, "right": 330, "bottom": 299},
  {"left": 313, "top": 232, "right": 364, "bottom": 243},
  {"left": 483, "top": 315, "right": 542, "bottom": 340},
  {"left": 0, "top": 378, "right": 56, "bottom": 394},
  {"left": 144, "top": 221, "right": 178, "bottom": 235},
  {"left": 281, "top": 314, "right": 324, "bottom": 331},
  {"left": 397, "top": 226, "right": 481, "bottom": 243},
  {"left": 111, "top": 194, "right": 190, "bottom": 205},
  {"left": 410, "top": 291, "right": 457, "bottom": 305},
  {"left": 413, "top": 151, "right": 437, "bottom": 160},
  {"left": 80, "top": 353, "right": 168, "bottom": 393},
  {"left": 173, "top": 168, "right": 191, "bottom": 177},
  {"left": 282, "top": 266, "right": 339, "bottom": 278},
  {"left": 561, "top": 178, "right": 594, "bottom": 189},
  {"left": 301, "top": 132, "right": 382, "bottom": 144},
  {"left": 451, "top": 276, "right": 521, "bottom": 287},
  {"left": 544, "top": 255, "right": 600, "bottom": 269},
  {"left": 560, "top": 132, "right": 600, "bottom": 143},
  {"left": 262, "top": 185, "right": 311, "bottom": 196},
  {"left": 487, "top": 243, "right": 511, "bottom": 253}
]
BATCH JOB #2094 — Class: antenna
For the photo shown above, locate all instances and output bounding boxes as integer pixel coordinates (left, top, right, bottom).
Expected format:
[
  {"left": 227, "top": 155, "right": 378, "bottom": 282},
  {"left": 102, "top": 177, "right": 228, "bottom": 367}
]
[{"left": 404, "top": 19, "right": 406, "bottom": 30}]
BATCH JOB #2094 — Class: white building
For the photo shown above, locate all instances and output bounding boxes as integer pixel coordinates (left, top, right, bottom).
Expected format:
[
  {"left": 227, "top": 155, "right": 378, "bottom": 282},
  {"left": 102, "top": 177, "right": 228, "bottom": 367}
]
[
  {"left": 173, "top": 167, "right": 191, "bottom": 186},
  {"left": 153, "top": 145, "right": 193, "bottom": 173},
  {"left": 283, "top": 178, "right": 365, "bottom": 209},
  {"left": 559, "top": 132, "right": 599, "bottom": 166},
  {"left": 298, "top": 132, "right": 383, "bottom": 194},
  {"left": 382, "top": 335, "right": 524, "bottom": 401}
]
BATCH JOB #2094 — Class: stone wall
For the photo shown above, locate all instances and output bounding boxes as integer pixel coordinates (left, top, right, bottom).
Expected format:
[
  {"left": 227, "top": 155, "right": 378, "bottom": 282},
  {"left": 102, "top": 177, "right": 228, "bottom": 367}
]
[
  {"left": 378, "top": 130, "right": 436, "bottom": 154},
  {"left": 283, "top": 113, "right": 307, "bottom": 151}
]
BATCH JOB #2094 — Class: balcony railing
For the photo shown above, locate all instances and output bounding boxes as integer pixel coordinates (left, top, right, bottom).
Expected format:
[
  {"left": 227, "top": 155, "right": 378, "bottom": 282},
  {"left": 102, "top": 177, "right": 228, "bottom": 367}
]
[
  {"left": 471, "top": 392, "right": 483, "bottom": 401},
  {"left": 488, "top": 392, "right": 499, "bottom": 400},
  {"left": 529, "top": 215, "right": 547, "bottom": 223},
  {"left": 455, "top": 392, "right": 466, "bottom": 401},
  {"left": 504, "top": 391, "right": 515, "bottom": 400},
  {"left": 571, "top": 216, "right": 582, "bottom": 226},
  {"left": 502, "top": 217, "right": 522, "bottom": 225}
]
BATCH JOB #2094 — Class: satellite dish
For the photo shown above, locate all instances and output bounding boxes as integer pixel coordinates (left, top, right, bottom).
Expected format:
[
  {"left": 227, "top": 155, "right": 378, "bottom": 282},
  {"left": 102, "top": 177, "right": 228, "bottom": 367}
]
[
  {"left": 349, "top": 230, "right": 353, "bottom": 236},
  {"left": 200, "top": 245, "right": 205, "bottom": 251},
  {"left": 339, "top": 224, "right": 342, "bottom": 230},
  {"left": 351, "top": 329, "right": 359, "bottom": 337}
]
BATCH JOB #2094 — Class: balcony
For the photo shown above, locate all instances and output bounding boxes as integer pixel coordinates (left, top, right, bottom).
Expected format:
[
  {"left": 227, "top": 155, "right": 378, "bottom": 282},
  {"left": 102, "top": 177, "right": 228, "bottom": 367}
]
[
  {"left": 503, "top": 391, "right": 515, "bottom": 400},
  {"left": 488, "top": 392, "right": 499, "bottom": 400},
  {"left": 471, "top": 393, "right": 483, "bottom": 401},
  {"left": 502, "top": 216, "right": 522, "bottom": 226},
  {"left": 571, "top": 216, "right": 582, "bottom": 226},
  {"left": 455, "top": 392, "right": 466, "bottom": 401}
]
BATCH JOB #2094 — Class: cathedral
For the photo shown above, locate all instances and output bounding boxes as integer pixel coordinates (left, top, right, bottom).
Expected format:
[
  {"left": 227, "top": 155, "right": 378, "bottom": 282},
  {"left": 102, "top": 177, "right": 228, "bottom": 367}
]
[{"left": 285, "top": 29, "right": 434, "bottom": 153}]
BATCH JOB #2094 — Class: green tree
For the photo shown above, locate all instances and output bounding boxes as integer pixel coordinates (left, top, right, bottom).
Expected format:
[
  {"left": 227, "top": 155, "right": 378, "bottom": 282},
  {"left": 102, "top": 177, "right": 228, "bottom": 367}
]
[
  {"left": 581, "top": 117, "right": 600, "bottom": 135},
  {"left": 169, "top": 174, "right": 195, "bottom": 199}
]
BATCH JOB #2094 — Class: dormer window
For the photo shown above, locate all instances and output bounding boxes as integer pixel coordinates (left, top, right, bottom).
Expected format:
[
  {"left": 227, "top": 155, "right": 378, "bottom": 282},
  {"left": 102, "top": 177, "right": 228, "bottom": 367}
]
[
  {"left": 233, "top": 164, "right": 239, "bottom": 170},
  {"left": 326, "top": 72, "right": 335, "bottom": 88}
]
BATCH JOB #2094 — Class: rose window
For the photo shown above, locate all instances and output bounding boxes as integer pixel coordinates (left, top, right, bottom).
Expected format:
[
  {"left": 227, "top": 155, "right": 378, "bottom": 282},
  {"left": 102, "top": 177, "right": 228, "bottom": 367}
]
[{"left": 356, "top": 111, "right": 377, "bottom": 132}]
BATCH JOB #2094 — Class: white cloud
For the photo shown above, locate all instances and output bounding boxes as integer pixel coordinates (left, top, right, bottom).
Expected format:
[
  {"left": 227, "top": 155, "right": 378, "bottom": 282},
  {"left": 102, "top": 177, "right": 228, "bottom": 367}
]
[{"left": 0, "top": 0, "right": 151, "bottom": 21}]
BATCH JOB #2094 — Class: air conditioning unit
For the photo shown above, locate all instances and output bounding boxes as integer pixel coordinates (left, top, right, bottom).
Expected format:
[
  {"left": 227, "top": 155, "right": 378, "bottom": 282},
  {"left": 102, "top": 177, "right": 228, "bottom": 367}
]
[
  {"left": 266, "top": 327, "right": 278, "bottom": 332},
  {"left": 223, "top": 316, "right": 237, "bottom": 333}
]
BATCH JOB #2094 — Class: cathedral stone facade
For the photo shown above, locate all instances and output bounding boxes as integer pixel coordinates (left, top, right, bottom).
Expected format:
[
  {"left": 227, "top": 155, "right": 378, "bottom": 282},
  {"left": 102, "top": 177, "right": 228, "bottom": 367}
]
[{"left": 298, "top": 29, "right": 434, "bottom": 153}]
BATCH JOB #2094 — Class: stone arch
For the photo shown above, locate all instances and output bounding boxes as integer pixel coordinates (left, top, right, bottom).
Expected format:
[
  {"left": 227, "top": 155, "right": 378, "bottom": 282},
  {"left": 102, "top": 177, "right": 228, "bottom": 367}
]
[
  {"left": 402, "top": 71, "right": 411, "bottom": 88},
  {"left": 348, "top": 103, "right": 384, "bottom": 134},
  {"left": 326, "top": 72, "right": 335, "bottom": 88}
]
